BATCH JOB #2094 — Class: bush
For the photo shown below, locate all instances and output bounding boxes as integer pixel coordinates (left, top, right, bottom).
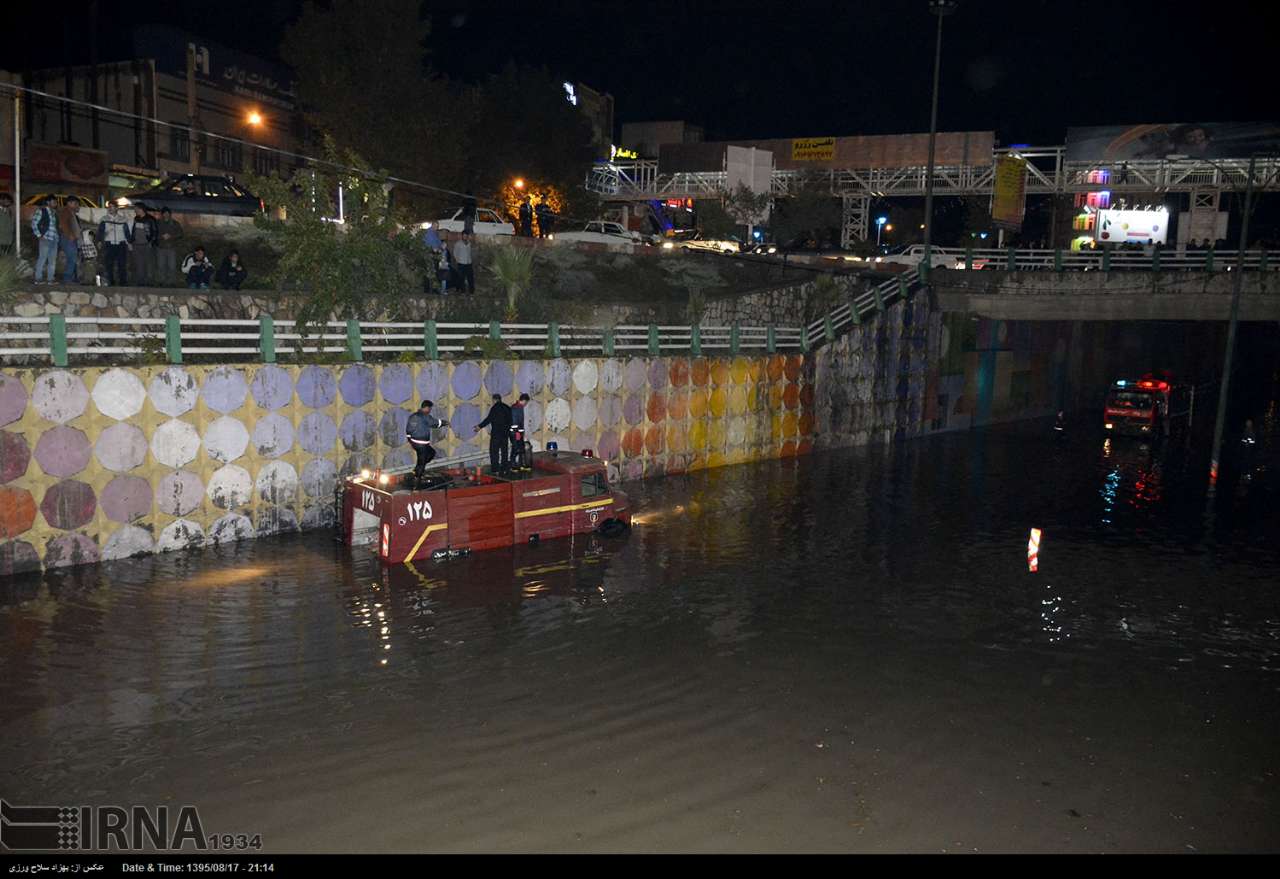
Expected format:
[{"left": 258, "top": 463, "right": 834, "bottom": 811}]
[{"left": 486, "top": 245, "right": 535, "bottom": 320}]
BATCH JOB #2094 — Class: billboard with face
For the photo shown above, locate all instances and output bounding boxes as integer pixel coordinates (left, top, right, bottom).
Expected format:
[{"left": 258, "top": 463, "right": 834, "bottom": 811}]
[{"left": 1065, "top": 122, "right": 1280, "bottom": 162}]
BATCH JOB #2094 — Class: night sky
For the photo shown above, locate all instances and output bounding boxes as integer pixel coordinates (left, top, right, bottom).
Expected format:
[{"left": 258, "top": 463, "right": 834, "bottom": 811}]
[{"left": 6, "top": 0, "right": 1273, "bottom": 146}]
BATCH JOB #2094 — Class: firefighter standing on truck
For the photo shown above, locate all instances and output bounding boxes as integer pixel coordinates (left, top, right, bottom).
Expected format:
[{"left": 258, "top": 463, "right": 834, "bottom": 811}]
[
  {"left": 406, "top": 400, "right": 448, "bottom": 486},
  {"left": 510, "top": 393, "right": 530, "bottom": 470},
  {"left": 475, "top": 393, "right": 513, "bottom": 474}
]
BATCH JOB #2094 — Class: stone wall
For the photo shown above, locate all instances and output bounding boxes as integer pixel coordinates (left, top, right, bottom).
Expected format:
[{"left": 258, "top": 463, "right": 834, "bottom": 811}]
[
  {"left": 9, "top": 287, "right": 425, "bottom": 323},
  {"left": 0, "top": 353, "right": 816, "bottom": 574},
  {"left": 702, "top": 280, "right": 814, "bottom": 327},
  {"left": 9, "top": 282, "right": 816, "bottom": 329}
]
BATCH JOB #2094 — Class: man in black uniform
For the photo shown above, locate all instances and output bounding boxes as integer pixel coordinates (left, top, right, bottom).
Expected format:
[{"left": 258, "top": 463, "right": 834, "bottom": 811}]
[
  {"left": 405, "top": 400, "right": 449, "bottom": 486},
  {"left": 475, "top": 393, "right": 513, "bottom": 474},
  {"left": 518, "top": 196, "right": 534, "bottom": 237},
  {"left": 510, "top": 393, "right": 530, "bottom": 470}
]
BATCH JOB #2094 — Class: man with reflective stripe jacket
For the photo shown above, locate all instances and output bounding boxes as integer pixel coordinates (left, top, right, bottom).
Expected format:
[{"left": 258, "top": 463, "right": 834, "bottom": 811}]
[{"left": 406, "top": 399, "right": 448, "bottom": 485}]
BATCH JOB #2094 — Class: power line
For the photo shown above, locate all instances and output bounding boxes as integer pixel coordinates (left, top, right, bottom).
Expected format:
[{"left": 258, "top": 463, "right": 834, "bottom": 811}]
[{"left": 0, "top": 80, "right": 481, "bottom": 204}]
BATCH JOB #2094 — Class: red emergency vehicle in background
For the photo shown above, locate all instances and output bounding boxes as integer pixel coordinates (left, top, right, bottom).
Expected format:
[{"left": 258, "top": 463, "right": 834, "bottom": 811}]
[
  {"left": 341, "top": 449, "right": 631, "bottom": 565},
  {"left": 1103, "top": 373, "right": 1194, "bottom": 437}
]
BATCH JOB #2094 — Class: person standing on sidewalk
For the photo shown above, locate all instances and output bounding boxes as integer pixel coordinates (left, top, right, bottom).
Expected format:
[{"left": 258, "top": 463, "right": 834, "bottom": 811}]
[
  {"left": 129, "top": 204, "right": 158, "bottom": 285},
  {"left": 57, "top": 197, "right": 83, "bottom": 283},
  {"left": 0, "top": 194, "right": 15, "bottom": 257},
  {"left": 462, "top": 190, "right": 477, "bottom": 235},
  {"left": 155, "top": 207, "right": 183, "bottom": 285},
  {"left": 535, "top": 197, "right": 551, "bottom": 238},
  {"left": 437, "top": 242, "right": 453, "bottom": 295},
  {"left": 31, "top": 197, "right": 60, "bottom": 284},
  {"left": 518, "top": 196, "right": 533, "bottom": 237},
  {"left": 454, "top": 233, "right": 475, "bottom": 294},
  {"left": 97, "top": 203, "right": 132, "bottom": 286}
]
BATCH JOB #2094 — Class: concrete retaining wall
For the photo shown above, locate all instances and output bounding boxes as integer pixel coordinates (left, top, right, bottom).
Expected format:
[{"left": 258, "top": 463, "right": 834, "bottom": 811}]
[
  {"left": 0, "top": 353, "right": 817, "bottom": 574},
  {"left": 814, "top": 292, "right": 1075, "bottom": 446}
]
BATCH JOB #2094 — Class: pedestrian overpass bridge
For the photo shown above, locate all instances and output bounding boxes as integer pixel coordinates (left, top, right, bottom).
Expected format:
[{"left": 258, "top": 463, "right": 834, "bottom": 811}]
[
  {"left": 802, "top": 248, "right": 1280, "bottom": 350},
  {"left": 588, "top": 146, "right": 1280, "bottom": 246}
]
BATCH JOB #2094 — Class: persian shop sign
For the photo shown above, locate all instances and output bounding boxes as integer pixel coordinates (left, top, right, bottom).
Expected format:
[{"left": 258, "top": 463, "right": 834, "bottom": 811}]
[
  {"left": 990, "top": 154, "right": 1029, "bottom": 231},
  {"left": 791, "top": 137, "right": 835, "bottom": 161},
  {"left": 28, "top": 144, "right": 109, "bottom": 186},
  {"left": 610, "top": 145, "right": 639, "bottom": 160},
  {"left": 1095, "top": 208, "right": 1169, "bottom": 245}
]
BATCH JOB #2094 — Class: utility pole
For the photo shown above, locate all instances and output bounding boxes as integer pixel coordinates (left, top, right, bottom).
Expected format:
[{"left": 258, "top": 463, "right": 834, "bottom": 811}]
[
  {"left": 89, "top": 0, "right": 99, "bottom": 148},
  {"left": 1208, "top": 153, "right": 1257, "bottom": 485},
  {"left": 921, "top": 0, "right": 957, "bottom": 283},
  {"left": 186, "top": 45, "right": 200, "bottom": 174},
  {"left": 12, "top": 90, "right": 20, "bottom": 256}
]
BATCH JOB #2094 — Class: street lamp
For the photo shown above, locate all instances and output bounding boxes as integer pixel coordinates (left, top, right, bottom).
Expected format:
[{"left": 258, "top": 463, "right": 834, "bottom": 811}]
[
  {"left": 246, "top": 110, "right": 263, "bottom": 127},
  {"left": 876, "top": 215, "right": 888, "bottom": 248},
  {"left": 513, "top": 178, "right": 525, "bottom": 190},
  {"left": 922, "top": 0, "right": 958, "bottom": 283}
]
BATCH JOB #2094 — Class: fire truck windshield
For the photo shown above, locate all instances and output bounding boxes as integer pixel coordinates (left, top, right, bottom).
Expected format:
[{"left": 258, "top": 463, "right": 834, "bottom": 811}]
[{"left": 1107, "top": 390, "right": 1157, "bottom": 409}]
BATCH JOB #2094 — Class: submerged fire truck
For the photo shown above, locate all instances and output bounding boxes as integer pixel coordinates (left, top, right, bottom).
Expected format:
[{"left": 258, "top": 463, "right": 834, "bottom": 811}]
[
  {"left": 340, "top": 448, "right": 632, "bottom": 564},
  {"left": 1103, "top": 373, "right": 1194, "bottom": 438}
]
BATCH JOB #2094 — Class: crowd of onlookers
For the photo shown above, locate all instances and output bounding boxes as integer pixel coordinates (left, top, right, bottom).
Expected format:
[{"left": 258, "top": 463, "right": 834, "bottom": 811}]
[{"left": 1, "top": 194, "right": 249, "bottom": 291}]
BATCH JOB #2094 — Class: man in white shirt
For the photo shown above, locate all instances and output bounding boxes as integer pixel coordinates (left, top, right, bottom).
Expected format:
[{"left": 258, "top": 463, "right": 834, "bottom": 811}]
[{"left": 454, "top": 232, "right": 475, "bottom": 294}]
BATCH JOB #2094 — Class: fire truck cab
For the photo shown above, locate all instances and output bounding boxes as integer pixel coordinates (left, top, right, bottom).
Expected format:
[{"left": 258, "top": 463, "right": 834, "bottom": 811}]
[
  {"left": 1103, "top": 374, "right": 1193, "bottom": 438},
  {"left": 341, "top": 449, "right": 631, "bottom": 565}
]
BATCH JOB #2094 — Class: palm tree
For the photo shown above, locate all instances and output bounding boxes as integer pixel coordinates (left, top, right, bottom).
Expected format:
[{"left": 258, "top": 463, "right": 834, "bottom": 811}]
[{"left": 486, "top": 244, "right": 535, "bottom": 320}]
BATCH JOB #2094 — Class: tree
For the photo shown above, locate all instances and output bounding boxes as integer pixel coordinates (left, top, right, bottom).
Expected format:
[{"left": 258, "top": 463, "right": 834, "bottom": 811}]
[
  {"left": 463, "top": 64, "right": 598, "bottom": 223},
  {"left": 282, "top": 0, "right": 465, "bottom": 206},
  {"left": 247, "top": 142, "right": 432, "bottom": 334},
  {"left": 771, "top": 174, "right": 841, "bottom": 248}
]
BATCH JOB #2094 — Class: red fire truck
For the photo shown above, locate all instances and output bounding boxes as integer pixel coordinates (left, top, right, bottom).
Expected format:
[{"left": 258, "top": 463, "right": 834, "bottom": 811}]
[
  {"left": 1103, "top": 374, "right": 1193, "bottom": 437},
  {"left": 341, "top": 449, "right": 632, "bottom": 564}
]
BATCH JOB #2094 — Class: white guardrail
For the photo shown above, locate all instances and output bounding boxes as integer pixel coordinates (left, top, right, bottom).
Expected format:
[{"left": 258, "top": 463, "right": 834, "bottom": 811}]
[{"left": 0, "top": 317, "right": 806, "bottom": 366}]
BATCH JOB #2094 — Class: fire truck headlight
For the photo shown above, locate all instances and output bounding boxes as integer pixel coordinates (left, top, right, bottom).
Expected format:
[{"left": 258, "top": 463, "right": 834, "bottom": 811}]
[
  {"left": 379, "top": 473, "right": 390, "bottom": 485},
  {"left": 361, "top": 469, "right": 371, "bottom": 479}
]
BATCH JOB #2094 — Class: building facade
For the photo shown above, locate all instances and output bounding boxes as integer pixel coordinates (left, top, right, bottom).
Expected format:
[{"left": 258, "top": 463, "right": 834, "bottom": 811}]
[{"left": 1, "top": 25, "right": 303, "bottom": 203}]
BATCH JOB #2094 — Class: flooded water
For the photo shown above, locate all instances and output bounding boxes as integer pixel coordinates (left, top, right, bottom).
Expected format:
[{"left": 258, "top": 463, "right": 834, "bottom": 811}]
[{"left": 2, "top": 419, "right": 1279, "bottom": 852}]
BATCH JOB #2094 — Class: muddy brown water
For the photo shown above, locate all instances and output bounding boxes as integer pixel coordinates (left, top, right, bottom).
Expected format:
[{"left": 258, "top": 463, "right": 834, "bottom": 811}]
[{"left": 2, "top": 421, "right": 1278, "bottom": 852}]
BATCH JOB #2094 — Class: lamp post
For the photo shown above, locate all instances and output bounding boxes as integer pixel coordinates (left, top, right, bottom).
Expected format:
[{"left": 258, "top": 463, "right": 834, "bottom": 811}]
[
  {"left": 876, "top": 215, "right": 888, "bottom": 248},
  {"left": 922, "top": 0, "right": 958, "bottom": 282},
  {"left": 1208, "top": 153, "right": 1278, "bottom": 486}
]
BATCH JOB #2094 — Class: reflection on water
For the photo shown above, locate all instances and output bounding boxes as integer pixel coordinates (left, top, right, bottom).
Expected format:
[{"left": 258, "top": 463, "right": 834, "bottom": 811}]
[{"left": 2, "top": 419, "right": 1279, "bottom": 851}]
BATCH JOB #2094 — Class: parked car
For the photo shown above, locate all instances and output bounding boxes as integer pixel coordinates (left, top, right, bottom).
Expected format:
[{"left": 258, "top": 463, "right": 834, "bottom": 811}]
[
  {"left": 667, "top": 234, "right": 741, "bottom": 254},
  {"left": 432, "top": 207, "right": 514, "bottom": 236},
  {"left": 122, "top": 174, "right": 262, "bottom": 217},
  {"left": 555, "top": 220, "right": 645, "bottom": 246},
  {"left": 878, "top": 243, "right": 962, "bottom": 270}
]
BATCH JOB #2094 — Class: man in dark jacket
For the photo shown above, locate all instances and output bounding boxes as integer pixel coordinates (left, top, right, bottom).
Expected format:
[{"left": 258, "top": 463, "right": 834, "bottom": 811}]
[
  {"left": 215, "top": 251, "right": 248, "bottom": 290},
  {"left": 130, "top": 204, "right": 159, "bottom": 285},
  {"left": 518, "top": 196, "right": 533, "bottom": 237},
  {"left": 461, "top": 190, "right": 477, "bottom": 235},
  {"left": 534, "top": 198, "right": 553, "bottom": 238},
  {"left": 510, "top": 393, "right": 530, "bottom": 470},
  {"left": 475, "top": 393, "right": 513, "bottom": 474},
  {"left": 405, "top": 400, "right": 449, "bottom": 485}
]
